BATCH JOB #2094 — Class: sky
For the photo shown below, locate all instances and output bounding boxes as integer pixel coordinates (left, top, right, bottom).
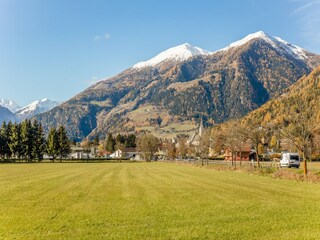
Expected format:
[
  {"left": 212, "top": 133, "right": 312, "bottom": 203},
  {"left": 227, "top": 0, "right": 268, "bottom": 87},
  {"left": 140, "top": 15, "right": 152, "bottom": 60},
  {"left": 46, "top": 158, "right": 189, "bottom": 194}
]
[{"left": 0, "top": 0, "right": 319, "bottom": 106}]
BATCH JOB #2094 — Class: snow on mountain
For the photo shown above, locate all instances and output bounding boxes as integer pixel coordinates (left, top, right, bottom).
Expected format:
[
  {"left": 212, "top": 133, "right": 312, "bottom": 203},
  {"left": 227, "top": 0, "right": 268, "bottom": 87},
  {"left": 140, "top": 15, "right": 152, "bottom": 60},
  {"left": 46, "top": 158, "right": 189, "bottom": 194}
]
[
  {"left": 215, "top": 31, "right": 308, "bottom": 60},
  {"left": 0, "top": 98, "right": 21, "bottom": 113},
  {"left": 132, "top": 32, "right": 308, "bottom": 69},
  {"left": 133, "top": 43, "right": 211, "bottom": 69},
  {"left": 15, "top": 98, "right": 60, "bottom": 120}
]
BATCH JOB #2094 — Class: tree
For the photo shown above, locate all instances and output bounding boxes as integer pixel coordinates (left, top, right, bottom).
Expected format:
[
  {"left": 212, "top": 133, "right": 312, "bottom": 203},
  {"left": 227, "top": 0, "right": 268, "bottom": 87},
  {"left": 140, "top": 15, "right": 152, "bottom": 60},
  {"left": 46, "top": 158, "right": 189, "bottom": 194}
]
[
  {"left": 277, "top": 94, "right": 320, "bottom": 178},
  {"left": 57, "top": 126, "right": 71, "bottom": 159},
  {"left": 46, "top": 128, "right": 59, "bottom": 160},
  {"left": 105, "top": 133, "right": 115, "bottom": 152},
  {"left": 199, "top": 129, "right": 211, "bottom": 166},
  {"left": 166, "top": 142, "right": 177, "bottom": 160},
  {"left": 32, "top": 120, "right": 46, "bottom": 160},
  {"left": 125, "top": 134, "right": 136, "bottom": 148},
  {"left": 177, "top": 138, "right": 188, "bottom": 159},
  {"left": 244, "top": 121, "right": 267, "bottom": 168},
  {"left": 137, "top": 133, "right": 159, "bottom": 161},
  {"left": 8, "top": 123, "right": 23, "bottom": 159},
  {"left": 187, "top": 144, "right": 196, "bottom": 159},
  {"left": 21, "top": 119, "right": 34, "bottom": 161},
  {"left": 224, "top": 120, "right": 247, "bottom": 167},
  {"left": 0, "top": 121, "right": 12, "bottom": 159},
  {"left": 115, "top": 134, "right": 125, "bottom": 145},
  {"left": 270, "top": 135, "right": 278, "bottom": 151},
  {"left": 211, "top": 125, "right": 227, "bottom": 156}
]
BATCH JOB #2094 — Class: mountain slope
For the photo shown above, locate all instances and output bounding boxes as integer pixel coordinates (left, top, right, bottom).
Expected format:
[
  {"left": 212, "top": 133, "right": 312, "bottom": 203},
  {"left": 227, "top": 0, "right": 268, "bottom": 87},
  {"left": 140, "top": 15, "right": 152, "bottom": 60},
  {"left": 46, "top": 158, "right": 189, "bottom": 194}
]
[
  {"left": 242, "top": 66, "right": 320, "bottom": 126},
  {"left": 0, "top": 106, "right": 16, "bottom": 123},
  {"left": 35, "top": 31, "right": 320, "bottom": 140}
]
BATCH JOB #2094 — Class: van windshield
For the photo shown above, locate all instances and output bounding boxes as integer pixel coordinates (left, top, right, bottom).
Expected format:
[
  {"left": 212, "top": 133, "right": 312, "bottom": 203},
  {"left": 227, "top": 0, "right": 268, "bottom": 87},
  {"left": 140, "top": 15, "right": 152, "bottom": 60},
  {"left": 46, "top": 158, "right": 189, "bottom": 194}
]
[{"left": 290, "top": 155, "right": 299, "bottom": 161}]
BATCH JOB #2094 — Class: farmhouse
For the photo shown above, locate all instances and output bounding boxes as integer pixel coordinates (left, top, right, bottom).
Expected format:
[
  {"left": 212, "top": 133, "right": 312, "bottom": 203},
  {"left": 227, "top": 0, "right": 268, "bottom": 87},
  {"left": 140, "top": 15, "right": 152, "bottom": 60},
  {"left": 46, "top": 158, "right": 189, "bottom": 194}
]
[
  {"left": 111, "top": 148, "right": 138, "bottom": 159},
  {"left": 224, "top": 144, "right": 252, "bottom": 161}
]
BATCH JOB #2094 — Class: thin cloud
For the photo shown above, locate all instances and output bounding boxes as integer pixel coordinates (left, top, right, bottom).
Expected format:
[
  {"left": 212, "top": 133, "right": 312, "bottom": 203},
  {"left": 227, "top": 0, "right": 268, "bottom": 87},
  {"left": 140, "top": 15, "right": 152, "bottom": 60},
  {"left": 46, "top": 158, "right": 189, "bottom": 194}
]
[
  {"left": 291, "top": 0, "right": 320, "bottom": 14},
  {"left": 290, "top": 0, "right": 320, "bottom": 52},
  {"left": 94, "top": 33, "right": 111, "bottom": 42}
]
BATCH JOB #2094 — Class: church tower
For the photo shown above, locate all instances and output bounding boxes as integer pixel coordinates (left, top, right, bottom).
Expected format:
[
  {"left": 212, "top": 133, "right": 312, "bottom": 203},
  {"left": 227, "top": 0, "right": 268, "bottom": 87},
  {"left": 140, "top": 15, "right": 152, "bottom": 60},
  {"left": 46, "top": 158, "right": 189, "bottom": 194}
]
[{"left": 199, "top": 118, "right": 204, "bottom": 137}]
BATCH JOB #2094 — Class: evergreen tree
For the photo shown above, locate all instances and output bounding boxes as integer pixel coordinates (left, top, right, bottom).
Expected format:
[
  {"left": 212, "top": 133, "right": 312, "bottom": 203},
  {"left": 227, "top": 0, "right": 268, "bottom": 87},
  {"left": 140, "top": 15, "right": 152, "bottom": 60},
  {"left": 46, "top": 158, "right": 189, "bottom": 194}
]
[
  {"left": 57, "top": 126, "right": 71, "bottom": 159},
  {"left": 125, "top": 134, "right": 136, "bottom": 148},
  {"left": 0, "top": 122, "right": 11, "bottom": 159},
  {"left": 9, "top": 123, "right": 23, "bottom": 159},
  {"left": 0, "top": 122, "right": 5, "bottom": 159},
  {"left": 105, "top": 133, "right": 115, "bottom": 152},
  {"left": 21, "top": 119, "right": 34, "bottom": 161},
  {"left": 32, "top": 120, "right": 46, "bottom": 160},
  {"left": 46, "top": 128, "right": 59, "bottom": 160},
  {"left": 4, "top": 121, "right": 13, "bottom": 158},
  {"left": 115, "top": 134, "right": 125, "bottom": 145}
]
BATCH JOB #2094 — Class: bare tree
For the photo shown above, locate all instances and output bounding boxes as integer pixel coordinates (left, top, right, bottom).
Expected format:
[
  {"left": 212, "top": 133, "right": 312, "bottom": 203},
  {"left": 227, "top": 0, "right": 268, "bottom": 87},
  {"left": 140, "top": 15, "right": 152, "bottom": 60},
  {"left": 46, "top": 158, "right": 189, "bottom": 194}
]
[
  {"left": 278, "top": 94, "right": 320, "bottom": 178},
  {"left": 222, "top": 120, "right": 245, "bottom": 167},
  {"left": 199, "top": 129, "right": 211, "bottom": 166},
  {"left": 244, "top": 121, "right": 268, "bottom": 168},
  {"left": 166, "top": 141, "right": 177, "bottom": 160},
  {"left": 177, "top": 138, "right": 188, "bottom": 159},
  {"left": 137, "top": 133, "right": 159, "bottom": 161}
]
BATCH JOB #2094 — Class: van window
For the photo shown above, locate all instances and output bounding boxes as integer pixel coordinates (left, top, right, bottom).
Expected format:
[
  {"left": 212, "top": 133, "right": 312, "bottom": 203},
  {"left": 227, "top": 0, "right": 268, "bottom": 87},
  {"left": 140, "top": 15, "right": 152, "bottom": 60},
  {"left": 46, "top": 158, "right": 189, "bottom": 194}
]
[{"left": 290, "top": 155, "right": 299, "bottom": 161}]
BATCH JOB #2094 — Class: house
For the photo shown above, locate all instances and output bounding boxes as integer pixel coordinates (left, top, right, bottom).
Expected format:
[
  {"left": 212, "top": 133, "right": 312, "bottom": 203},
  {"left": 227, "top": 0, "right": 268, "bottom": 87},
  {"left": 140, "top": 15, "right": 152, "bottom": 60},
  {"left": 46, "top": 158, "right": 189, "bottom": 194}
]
[
  {"left": 96, "top": 150, "right": 111, "bottom": 158},
  {"left": 155, "top": 142, "right": 171, "bottom": 160},
  {"left": 224, "top": 144, "right": 252, "bottom": 161},
  {"left": 111, "top": 148, "right": 138, "bottom": 159},
  {"left": 70, "top": 146, "right": 90, "bottom": 159}
]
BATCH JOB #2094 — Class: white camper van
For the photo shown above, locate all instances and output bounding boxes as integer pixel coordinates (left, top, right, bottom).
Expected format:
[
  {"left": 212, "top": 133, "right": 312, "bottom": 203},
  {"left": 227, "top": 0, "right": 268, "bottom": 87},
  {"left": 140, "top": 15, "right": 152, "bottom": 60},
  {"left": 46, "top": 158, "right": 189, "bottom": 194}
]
[{"left": 280, "top": 152, "right": 300, "bottom": 168}]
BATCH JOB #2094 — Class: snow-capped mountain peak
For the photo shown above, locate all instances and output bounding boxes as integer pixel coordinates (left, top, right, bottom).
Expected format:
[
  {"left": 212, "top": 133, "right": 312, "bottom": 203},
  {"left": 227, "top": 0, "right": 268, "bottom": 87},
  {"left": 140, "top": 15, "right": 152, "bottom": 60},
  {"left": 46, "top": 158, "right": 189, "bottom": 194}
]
[
  {"left": 216, "top": 31, "right": 308, "bottom": 60},
  {"left": 218, "top": 31, "right": 276, "bottom": 51},
  {"left": 0, "top": 98, "right": 21, "bottom": 113},
  {"left": 133, "top": 43, "right": 211, "bottom": 69},
  {"left": 15, "top": 98, "right": 60, "bottom": 119}
]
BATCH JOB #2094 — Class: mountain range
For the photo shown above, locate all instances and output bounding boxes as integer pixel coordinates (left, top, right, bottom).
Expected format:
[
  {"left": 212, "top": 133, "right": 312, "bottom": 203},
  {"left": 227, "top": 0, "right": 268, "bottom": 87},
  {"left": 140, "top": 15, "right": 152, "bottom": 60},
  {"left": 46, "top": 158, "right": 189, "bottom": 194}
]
[
  {"left": 32, "top": 31, "right": 320, "bottom": 140},
  {"left": 0, "top": 98, "right": 60, "bottom": 123}
]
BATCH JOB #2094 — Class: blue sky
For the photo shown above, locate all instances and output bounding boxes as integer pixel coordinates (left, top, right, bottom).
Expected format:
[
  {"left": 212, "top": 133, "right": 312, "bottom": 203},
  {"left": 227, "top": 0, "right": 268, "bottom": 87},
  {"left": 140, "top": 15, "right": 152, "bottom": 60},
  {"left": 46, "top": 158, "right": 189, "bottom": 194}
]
[{"left": 0, "top": 0, "right": 319, "bottom": 106}]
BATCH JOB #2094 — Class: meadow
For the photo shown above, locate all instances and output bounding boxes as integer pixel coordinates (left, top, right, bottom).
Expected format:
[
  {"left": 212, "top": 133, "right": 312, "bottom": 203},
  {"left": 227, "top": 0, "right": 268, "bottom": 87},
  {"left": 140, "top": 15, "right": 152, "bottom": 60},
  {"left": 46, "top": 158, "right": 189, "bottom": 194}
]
[{"left": 0, "top": 162, "right": 319, "bottom": 239}]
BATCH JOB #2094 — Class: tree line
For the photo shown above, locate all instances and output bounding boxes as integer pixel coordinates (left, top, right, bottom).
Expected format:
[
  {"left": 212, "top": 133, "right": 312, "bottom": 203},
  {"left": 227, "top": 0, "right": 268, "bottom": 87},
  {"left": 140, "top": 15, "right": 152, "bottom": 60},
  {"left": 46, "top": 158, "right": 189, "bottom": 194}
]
[{"left": 0, "top": 120, "right": 70, "bottom": 161}]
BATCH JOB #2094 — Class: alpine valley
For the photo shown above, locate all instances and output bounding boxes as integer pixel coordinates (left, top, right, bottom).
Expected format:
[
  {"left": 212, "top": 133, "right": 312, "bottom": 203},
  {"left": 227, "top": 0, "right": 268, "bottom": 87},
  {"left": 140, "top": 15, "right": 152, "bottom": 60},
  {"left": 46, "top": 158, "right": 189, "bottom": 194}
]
[{"left": 34, "top": 31, "right": 320, "bottom": 140}]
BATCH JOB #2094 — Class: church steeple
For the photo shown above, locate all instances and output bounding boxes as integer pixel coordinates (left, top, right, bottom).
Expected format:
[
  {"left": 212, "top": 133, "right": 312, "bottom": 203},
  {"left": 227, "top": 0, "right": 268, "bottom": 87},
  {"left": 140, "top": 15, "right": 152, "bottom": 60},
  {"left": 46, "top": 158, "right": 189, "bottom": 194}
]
[{"left": 199, "top": 118, "right": 204, "bottom": 137}]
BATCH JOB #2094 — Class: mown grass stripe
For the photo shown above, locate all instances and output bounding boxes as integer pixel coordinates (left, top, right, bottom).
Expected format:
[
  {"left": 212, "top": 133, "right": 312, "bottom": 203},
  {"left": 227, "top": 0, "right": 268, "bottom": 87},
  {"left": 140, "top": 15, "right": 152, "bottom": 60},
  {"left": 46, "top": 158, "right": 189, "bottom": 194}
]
[{"left": 0, "top": 163, "right": 319, "bottom": 239}]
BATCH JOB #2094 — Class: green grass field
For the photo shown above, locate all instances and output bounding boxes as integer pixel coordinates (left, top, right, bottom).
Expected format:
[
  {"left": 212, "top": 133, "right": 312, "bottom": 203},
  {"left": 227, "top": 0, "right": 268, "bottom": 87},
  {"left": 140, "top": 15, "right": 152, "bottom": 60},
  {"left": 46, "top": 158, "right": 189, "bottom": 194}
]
[{"left": 0, "top": 163, "right": 319, "bottom": 239}]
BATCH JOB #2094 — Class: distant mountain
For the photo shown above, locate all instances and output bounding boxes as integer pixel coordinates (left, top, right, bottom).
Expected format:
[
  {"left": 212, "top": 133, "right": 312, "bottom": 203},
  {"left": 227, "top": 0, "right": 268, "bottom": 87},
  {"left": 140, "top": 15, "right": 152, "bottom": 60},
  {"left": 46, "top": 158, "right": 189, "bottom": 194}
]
[
  {"left": 35, "top": 31, "right": 320, "bottom": 140},
  {"left": 0, "top": 98, "right": 21, "bottom": 113},
  {"left": 0, "top": 106, "right": 16, "bottom": 123},
  {"left": 16, "top": 98, "right": 60, "bottom": 120}
]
